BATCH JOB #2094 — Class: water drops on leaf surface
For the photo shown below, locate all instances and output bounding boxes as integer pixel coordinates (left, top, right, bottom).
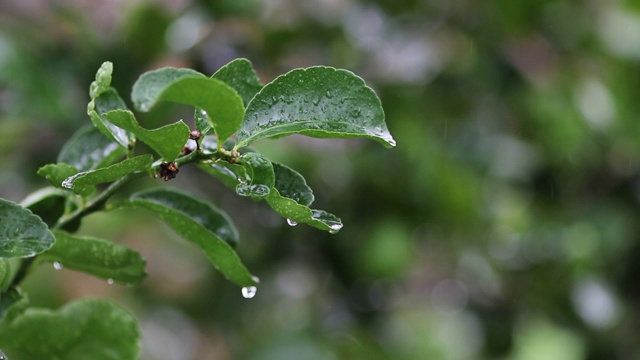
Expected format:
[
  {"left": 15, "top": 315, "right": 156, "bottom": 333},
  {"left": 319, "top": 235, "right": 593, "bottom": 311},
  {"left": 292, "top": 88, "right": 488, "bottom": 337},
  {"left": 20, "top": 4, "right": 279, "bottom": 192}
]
[
  {"left": 286, "top": 219, "right": 298, "bottom": 227},
  {"left": 53, "top": 261, "right": 64, "bottom": 270}
]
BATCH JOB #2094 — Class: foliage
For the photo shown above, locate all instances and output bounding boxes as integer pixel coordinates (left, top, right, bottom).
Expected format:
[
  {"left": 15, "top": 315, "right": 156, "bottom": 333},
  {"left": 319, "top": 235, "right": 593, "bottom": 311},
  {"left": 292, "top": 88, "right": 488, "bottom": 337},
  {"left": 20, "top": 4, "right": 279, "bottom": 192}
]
[{"left": 0, "top": 60, "right": 394, "bottom": 359}]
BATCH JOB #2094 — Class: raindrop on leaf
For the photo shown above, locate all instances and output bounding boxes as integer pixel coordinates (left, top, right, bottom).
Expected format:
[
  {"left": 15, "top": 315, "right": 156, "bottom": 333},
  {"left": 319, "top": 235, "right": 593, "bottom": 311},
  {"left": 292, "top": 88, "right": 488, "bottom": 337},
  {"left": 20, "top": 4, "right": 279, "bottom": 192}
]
[
  {"left": 107, "top": 278, "right": 114, "bottom": 285},
  {"left": 53, "top": 262, "right": 64, "bottom": 270},
  {"left": 286, "top": 219, "right": 298, "bottom": 227}
]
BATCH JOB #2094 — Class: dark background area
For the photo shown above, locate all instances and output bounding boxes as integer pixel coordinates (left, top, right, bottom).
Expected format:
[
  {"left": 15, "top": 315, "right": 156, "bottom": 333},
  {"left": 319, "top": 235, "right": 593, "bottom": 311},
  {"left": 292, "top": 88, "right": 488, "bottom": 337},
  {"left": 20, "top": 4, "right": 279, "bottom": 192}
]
[{"left": 2, "top": 0, "right": 640, "bottom": 359}]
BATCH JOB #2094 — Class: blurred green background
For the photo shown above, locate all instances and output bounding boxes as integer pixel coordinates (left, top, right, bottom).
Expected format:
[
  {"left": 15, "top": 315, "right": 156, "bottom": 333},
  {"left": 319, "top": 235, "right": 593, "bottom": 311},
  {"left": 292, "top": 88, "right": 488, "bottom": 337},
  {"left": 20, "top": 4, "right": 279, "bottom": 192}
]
[{"left": 2, "top": 0, "right": 640, "bottom": 359}]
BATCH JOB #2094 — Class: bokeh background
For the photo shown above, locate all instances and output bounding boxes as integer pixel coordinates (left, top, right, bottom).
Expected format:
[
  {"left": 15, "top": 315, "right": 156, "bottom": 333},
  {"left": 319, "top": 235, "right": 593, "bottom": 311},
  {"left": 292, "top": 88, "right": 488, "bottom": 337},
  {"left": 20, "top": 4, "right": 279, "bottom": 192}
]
[{"left": 2, "top": 0, "right": 640, "bottom": 359}]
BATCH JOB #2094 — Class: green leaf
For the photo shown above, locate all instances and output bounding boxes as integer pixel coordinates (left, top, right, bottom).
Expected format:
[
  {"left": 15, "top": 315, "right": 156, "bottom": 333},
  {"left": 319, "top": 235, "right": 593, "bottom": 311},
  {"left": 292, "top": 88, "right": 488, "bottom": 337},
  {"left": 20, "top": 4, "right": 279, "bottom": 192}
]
[
  {"left": 265, "top": 189, "right": 343, "bottom": 233},
  {"left": 198, "top": 161, "right": 247, "bottom": 189},
  {"left": 0, "top": 299, "right": 140, "bottom": 360},
  {"left": 236, "top": 152, "right": 274, "bottom": 199},
  {"left": 0, "top": 259, "right": 9, "bottom": 290},
  {"left": 273, "top": 163, "right": 314, "bottom": 206},
  {"left": 194, "top": 107, "right": 213, "bottom": 135},
  {"left": 131, "top": 67, "right": 245, "bottom": 144},
  {"left": 129, "top": 188, "right": 239, "bottom": 247},
  {"left": 104, "top": 110, "right": 190, "bottom": 161},
  {"left": 37, "top": 163, "right": 79, "bottom": 189},
  {"left": 57, "top": 125, "right": 126, "bottom": 172},
  {"left": 0, "top": 199, "right": 55, "bottom": 259},
  {"left": 212, "top": 58, "right": 263, "bottom": 106},
  {"left": 117, "top": 188, "right": 256, "bottom": 286},
  {"left": 0, "top": 288, "right": 26, "bottom": 322},
  {"left": 89, "top": 61, "right": 113, "bottom": 99},
  {"left": 235, "top": 66, "right": 396, "bottom": 149},
  {"left": 88, "top": 62, "right": 135, "bottom": 148},
  {"left": 61, "top": 155, "right": 153, "bottom": 194},
  {"left": 39, "top": 230, "right": 147, "bottom": 285}
]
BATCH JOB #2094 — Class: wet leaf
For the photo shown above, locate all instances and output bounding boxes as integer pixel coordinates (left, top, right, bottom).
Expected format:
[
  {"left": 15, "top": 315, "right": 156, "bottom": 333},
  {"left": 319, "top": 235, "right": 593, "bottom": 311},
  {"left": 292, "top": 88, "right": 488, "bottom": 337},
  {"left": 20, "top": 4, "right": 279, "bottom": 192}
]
[
  {"left": 0, "top": 299, "right": 140, "bottom": 360},
  {"left": 236, "top": 152, "right": 274, "bottom": 199},
  {"left": 212, "top": 58, "right": 263, "bottom": 106},
  {"left": 40, "top": 230, "right": 147, "bottom": 285},
  {"left": 61, "top": 155, "right": 153, "bottom": 194},
  {"left": 131, "top": 67, "right": 245, "bottom": 144},
  {"left": 273, "top": 163, "right": 314, "bottom": 207},
  {"left": 117, "top": 188, "right": 256, "bottom": 287},
  {"left": 37, "top": 163, "right": 78, "bottom": 189},
  {"left": 198, "top": 161, "right": 247, "bottom": 189},
  {"left": 0, "top": 199, "right": 55, "bottom": 259},
  {"left": 104, "top": 110, "right": 190, "bottom": 161},
  {"left": 87, "top": 62, "right": 135, "bottom": 148},
  {"left": 265, "top": 189, "right": 343, "bottom": 233},
  {"left": 235, "top": 66, "right": 396, "bottom": 149},
  {"left": 57, "top": 125, "right": 127, "bottom": 172}
]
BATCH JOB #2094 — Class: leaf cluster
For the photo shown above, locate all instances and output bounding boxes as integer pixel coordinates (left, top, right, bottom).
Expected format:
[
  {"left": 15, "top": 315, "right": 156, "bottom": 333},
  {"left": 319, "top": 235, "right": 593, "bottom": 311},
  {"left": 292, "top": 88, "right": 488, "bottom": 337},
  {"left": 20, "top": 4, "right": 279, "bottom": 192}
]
[{"left": 0, "top": 59, "right": 394, "bottom": 359}]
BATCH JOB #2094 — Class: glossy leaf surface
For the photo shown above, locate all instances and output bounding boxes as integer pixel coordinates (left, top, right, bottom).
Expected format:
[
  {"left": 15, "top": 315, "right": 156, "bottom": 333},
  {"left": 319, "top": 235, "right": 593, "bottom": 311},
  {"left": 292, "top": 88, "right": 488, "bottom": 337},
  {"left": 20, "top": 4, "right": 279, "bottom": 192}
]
[
  {"left": 273, "top": 163, "right": 314, "bottom": 206},
  {"left": 235, "top": 66, "right": 396, "bottom": 149},
  {"left": 131, "top": 67, "right": 245, "bottom": 144},
  {"left": 37, "top": 163, "right": 78, "bottom": 189},
  {"left": 41, "top": 230, "right": 147, "bottom": 285},
  {"left": 236, "top": 152, "right": 274, "bottom": 199},
  {"left": 0, "top": 199, "right": 55, "bottom": 259},
  {"left": 0, "top": 299, "right": 140, "bottom": 360},
  {"left": 130, "top": 188, "right": 239, "bottom": 247},
  {"left": 87, "top": 62, "right": 135, "bottom": 148},
  {"left": 57, "top": 125, "right": 126, "bottom": 172},
  {"left": 265, "top": 190, "right": 343, "bottom": 233},
  {"left": 61, "top": 155, "right": 153, "bottom": 193},
  {"left": 212, "top": 58, "right": 263, "bottom": 106},
  {"left": 120, "top": 189, "right": 256, "bottom": 286},
  {"left": 198, "top": 161, "right": 247, "bottom": 189},
  {"left": 104, "top": 110, "right": 190, "bottom": 161}
]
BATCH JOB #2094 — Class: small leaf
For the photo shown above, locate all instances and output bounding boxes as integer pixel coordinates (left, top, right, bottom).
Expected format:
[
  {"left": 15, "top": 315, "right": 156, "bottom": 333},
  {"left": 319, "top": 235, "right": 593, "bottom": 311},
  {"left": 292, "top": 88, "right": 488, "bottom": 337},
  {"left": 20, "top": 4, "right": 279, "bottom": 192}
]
[
  {"left": 88, "top": 63, "right": 135, "bottom": 148},
  {"left": 40, "top": 230, "right": 147, "bottom": 285},
  {"left": 89, "top": 61, "right": 113, "bottom": 99},
  {"left": 236, "top": 152, "right": 274, "bottom": 199},
  {"left": 273, "top": 163, "right": 314, "bottom": 206},
  {"left": 265, "top": 189, "right": 343, "bottom": 233},
  {"left": 235, "top": 66, "right": 396, "bottom": 149},
  {"left": 37, "top": 163, "right": 78, "bottom": 189},
  {"left": 61, "top": 155, "right": 153, "bottom": 194},
  {"left": 0, "top": 199, "right": 55, "bottom": 259},
  {"left": 0, "top": 299, "right": 140, "bottom": 360},
  {"left": 129, "top": 188, "right": 239, "bottom": 247},
  {"left": 104, "top": 110, "right": 190, "bottom": 161},
  {"left": 198, "top": 161, "right": 247, "bottom": 189},
  {"left": 131, "top": 67, "right": 245, "bottom": 144},
  {"left": 212, "top": 58, "right": 263, "bottom": 106},
  {"left": 117, "top": 189, "right": 256, "bottom": 286},
  {"left": 57, "top": 125, "right": 126, "bottom": 172}
]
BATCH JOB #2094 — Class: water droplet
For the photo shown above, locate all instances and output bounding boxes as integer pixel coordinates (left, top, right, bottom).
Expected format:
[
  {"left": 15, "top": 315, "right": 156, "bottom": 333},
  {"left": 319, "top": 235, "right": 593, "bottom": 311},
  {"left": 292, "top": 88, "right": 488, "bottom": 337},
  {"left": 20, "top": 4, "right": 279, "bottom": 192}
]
[
  {"left": 242, "top": 286, "right": 257, "bottom": 299},
  {"left": 286, "top": 219, "right": 298, "bottom": 227},
  {"left": 61, "top": 178, "right": 74, "bottom": 189},
  {"left": 53, "top": 262, "right": 64, "bottom": 270},
  {"left": 252, "top": 276, "right": 260, "bottom": 284},
  {"left": 107, "top": 278, "right": 114, "bottom": 285},
  {"left": 325, "top": 91, "right": 333, "bottom": 99}
]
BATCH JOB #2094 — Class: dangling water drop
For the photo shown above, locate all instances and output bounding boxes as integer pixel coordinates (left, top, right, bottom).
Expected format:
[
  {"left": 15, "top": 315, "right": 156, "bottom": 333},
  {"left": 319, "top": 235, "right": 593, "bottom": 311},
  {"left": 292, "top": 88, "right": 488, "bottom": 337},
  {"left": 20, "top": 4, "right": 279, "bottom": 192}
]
[
  {"left": 53, "top": 262, "right": 64, "bottom": 270},
  {"left": 286, "top": 219, "right": 298, "bottom": 227},
  {"left": 107, "top": 278, "right": 114, "bottom": 285},
  {"left": 242, "top": 286, "right": 257, "bottom": 299}
]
